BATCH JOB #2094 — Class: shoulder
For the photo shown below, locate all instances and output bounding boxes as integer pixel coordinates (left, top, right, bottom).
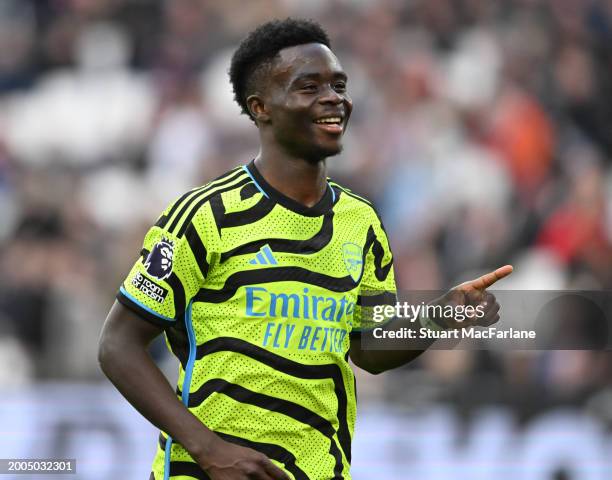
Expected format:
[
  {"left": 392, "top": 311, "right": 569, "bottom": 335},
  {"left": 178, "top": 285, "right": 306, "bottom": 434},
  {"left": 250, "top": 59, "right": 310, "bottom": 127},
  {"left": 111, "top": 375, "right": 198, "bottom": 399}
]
[
  {"left": 155, "top": 165, "right": 253, "bottom": 237},
  {"left": 329, "top": 179, "right": 384, "bottom": 226}
]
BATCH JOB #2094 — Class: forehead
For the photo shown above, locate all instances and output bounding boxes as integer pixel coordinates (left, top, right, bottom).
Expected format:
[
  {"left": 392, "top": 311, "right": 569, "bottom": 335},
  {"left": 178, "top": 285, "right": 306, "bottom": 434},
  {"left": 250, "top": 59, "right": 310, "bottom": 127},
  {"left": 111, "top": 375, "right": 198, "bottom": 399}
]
[{"left": 270, "top": 43, "right": 344, "bottom": 84}]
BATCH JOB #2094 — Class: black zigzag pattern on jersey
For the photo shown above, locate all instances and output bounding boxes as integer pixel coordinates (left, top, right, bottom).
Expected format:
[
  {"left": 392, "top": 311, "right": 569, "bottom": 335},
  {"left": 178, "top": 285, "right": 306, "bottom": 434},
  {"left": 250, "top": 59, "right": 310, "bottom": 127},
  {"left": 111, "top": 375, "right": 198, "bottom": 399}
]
[
  {"left": 219, "top": 210, "right": 334, "bottom": 263},
  {"left": 175, "top": 177, "right": 251, "bottom": 238},
  {"left": 240, "top": 182, "right": 260, "bottom": 200},
  {"left": 157, "top": 436, "right": 211, "bottom": 480},
  {"left": 197, "top": 223, "right": 390, "bottom": 304},
  {"left": 170, "top": 171, "right": 249, "bottom": 236},
  {"left": 217, "top": 432, "right": 310, "bottom": 480},
  {"left": 157, "top": 166, "right": 244, "bottom": 229},
  {"left": 357, "top": 291, "right": 397, "bottom": 307},
  {"left": 209, "top": 193, "right": 275, "bottom": 235},
  {"left": 178, "top": 379, "right": 344, "bottom": 479},
  {"left": 194, "top": 337, "right": 352, "bottom": 466},
  {"left": 194, "top": 266, "right": 356, "bottom": 303},
  {"left": 165, "top": 322, "right": 189, "bottom": 366},
  {"left": 184, "top": 223, "right": 209, "bottom": 279},
  {"left": 159, "top": 432, "right": 308, "bottom": 480},
  {"left": 165, "top": 168, "right": 249, "bottom": 235},
  {"left": 364, "top": 225, "right": 393, "bottom": 282}
]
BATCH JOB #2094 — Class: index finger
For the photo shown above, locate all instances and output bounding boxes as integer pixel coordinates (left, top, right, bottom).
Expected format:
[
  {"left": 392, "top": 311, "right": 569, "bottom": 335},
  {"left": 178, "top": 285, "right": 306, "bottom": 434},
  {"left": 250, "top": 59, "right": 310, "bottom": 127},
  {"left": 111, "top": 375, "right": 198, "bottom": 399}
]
[{"left": 467, "top": 265, "right": 513, "bottom": 290}]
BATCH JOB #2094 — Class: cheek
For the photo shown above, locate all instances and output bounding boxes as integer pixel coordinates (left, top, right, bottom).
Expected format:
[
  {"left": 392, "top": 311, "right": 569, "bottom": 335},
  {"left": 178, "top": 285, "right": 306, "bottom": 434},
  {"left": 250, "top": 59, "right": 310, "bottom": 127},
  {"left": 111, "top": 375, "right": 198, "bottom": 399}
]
[
  {"left": 276, "top": 111, "right": 310, "bottom": 137},
  {"left": 277, "top": 102, "right": 314, "bottom": 133},
  {"left": 285, "top": 96, "right": 312, "bottom": 117}
]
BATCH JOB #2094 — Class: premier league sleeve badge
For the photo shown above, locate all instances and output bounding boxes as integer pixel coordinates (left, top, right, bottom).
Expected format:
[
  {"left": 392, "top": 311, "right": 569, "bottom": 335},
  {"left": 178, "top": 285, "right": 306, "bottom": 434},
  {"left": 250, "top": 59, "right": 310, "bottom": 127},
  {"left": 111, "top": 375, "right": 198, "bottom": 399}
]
[{"left": 144, "top": 237, "right": 175, "bottom": 281}]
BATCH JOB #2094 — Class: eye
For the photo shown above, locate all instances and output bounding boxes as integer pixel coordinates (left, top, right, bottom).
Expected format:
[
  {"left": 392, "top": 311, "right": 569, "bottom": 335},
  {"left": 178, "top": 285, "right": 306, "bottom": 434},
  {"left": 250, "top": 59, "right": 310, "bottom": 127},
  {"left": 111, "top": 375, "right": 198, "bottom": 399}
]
[
  {"left": 334, "top": 81, "right": 347, "bottom": 92},
  {"left": 301, "top": 83, "right": 318, "bottom": 92}
]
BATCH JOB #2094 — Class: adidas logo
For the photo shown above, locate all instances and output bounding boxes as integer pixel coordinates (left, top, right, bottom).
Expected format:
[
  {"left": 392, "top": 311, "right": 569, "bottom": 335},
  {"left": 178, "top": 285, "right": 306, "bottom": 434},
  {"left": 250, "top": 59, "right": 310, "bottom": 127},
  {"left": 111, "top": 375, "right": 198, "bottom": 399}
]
[{"left": 249, "top": 245, "right": 278, "bottom": 265}]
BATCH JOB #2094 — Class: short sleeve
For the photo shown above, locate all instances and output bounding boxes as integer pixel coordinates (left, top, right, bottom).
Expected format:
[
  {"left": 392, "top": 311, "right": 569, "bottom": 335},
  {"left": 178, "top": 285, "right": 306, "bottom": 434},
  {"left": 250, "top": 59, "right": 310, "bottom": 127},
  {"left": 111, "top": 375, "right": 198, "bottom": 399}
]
[
  {"left": 116, "top": 217, "right": 210, "bottom": 328},
  {"left": 351, "top": 214, "right": 397, "bottom": 335}
]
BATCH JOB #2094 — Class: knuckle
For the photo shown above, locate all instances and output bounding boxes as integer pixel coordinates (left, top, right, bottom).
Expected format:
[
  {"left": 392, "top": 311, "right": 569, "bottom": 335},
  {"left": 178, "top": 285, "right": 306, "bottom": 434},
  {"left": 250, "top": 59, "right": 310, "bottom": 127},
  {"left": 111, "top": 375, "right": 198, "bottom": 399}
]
[{"left": 243, "top": 464, "right": 259, "bottom": 476}]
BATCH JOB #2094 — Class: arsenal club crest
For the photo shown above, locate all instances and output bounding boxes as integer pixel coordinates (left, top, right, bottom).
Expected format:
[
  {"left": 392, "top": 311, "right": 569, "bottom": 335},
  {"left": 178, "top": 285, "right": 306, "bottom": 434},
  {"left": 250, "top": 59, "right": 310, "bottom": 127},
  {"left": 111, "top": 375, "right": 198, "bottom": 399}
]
[{"left": 342, "top": 242, "right": 363, "bottom": 282}]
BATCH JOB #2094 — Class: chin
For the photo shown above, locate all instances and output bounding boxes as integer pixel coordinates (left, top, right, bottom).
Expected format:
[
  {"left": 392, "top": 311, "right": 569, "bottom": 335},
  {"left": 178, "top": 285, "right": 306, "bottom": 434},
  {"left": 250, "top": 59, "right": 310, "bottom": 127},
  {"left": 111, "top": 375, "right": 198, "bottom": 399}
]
[{"left": 308, "top": 142, "right": 343, "bottom": 161}]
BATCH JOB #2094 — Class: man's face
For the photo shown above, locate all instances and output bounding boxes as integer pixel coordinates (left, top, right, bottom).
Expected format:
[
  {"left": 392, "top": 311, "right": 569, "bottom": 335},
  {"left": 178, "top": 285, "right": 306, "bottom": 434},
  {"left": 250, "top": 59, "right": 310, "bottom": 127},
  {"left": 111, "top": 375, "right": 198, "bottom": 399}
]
[{"left": 262, "top": 43, "right": 353, "bottom": 161}]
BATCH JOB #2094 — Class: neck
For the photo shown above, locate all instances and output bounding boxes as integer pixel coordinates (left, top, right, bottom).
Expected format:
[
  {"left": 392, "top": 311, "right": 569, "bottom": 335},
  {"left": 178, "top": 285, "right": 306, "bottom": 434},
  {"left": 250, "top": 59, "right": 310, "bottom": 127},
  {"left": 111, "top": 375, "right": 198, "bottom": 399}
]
[{"left": 254, "top": 143, "right": 328, "bottom": 208}]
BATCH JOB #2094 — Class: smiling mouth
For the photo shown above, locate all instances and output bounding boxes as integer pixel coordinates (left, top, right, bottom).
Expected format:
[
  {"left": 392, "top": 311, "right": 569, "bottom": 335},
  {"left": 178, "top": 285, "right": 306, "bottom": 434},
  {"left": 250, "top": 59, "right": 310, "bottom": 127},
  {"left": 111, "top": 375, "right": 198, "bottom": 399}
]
[{"left": 313, "top": 116, "right": 344, "bottom": 134}]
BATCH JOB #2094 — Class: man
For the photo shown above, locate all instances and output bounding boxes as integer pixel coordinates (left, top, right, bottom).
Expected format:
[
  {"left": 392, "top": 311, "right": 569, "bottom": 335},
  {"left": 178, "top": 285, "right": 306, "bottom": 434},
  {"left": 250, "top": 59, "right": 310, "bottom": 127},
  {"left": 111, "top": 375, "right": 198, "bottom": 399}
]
[{"left": 98, "top": 18, "right": 512, "bottom": 480}]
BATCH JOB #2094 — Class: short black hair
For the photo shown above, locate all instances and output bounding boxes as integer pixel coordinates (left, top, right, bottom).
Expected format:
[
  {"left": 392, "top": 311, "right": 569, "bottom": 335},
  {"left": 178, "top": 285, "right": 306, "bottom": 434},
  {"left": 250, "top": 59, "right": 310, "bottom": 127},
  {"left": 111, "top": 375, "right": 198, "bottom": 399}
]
[{"left": 229, "top": 18, "right": 331, "bottom": 121}]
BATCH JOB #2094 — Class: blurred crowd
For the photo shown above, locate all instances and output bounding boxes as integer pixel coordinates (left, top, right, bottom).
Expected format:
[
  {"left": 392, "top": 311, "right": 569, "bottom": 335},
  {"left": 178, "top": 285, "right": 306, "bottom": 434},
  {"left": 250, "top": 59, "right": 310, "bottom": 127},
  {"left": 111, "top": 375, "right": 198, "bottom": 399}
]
[{"left": 1, "top": 0, "right": 611, "bottom": 424}]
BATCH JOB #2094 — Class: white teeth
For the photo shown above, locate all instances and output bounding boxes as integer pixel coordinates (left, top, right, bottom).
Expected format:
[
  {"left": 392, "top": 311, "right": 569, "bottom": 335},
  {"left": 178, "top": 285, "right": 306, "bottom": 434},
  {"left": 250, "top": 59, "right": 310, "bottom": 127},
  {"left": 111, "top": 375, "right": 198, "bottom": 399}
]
[{"left": 315, "top": 117, "right": 342, "bottom": 124}]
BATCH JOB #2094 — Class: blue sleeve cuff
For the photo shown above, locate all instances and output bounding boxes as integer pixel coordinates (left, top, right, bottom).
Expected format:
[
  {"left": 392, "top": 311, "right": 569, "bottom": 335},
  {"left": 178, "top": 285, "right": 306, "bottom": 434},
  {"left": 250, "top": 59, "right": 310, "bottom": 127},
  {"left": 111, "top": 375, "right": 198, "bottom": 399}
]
[{"left": 117, "top": 286, "right": 176, "bottom": 329}]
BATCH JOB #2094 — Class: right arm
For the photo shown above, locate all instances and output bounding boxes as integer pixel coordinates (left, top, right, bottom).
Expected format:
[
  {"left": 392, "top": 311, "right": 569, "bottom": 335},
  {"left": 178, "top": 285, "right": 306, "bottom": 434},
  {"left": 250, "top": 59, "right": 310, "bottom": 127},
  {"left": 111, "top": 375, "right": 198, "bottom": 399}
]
[{"left": 98, "top": 301, "right": 289, "bottom": 480}]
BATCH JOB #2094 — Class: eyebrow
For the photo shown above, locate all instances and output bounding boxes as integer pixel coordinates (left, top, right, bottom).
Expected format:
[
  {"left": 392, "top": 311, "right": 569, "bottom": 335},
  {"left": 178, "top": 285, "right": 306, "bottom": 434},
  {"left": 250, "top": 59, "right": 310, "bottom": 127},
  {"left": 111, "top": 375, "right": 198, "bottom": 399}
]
[{"left": 291, "top": 71, "right": 348, "bottom": 84}]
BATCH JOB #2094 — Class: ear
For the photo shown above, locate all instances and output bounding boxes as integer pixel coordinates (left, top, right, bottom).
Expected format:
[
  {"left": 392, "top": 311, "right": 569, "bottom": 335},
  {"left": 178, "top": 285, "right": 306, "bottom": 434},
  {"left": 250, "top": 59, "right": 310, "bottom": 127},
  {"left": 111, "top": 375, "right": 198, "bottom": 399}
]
[{"left": 246, "top": 94, "right": 271, "bottom": 124}]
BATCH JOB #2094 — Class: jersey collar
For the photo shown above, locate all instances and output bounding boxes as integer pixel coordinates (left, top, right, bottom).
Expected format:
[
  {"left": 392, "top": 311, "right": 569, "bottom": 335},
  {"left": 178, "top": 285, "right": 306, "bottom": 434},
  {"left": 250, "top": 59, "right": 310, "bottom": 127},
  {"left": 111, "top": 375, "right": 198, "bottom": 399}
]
[{"left": 245, "top": 160, "right": 336, "bottom": 217}]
